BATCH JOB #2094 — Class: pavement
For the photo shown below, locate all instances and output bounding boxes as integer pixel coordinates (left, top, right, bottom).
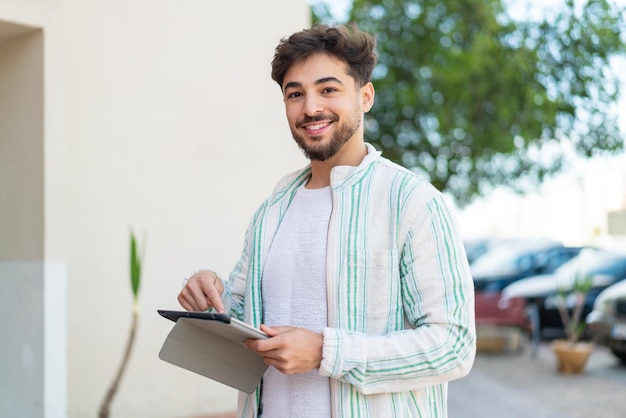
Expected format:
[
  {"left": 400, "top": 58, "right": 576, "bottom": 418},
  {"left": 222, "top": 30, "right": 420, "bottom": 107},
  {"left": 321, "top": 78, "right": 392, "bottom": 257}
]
[
  {"left": 449, "top": 340, "right": 626, "bottom": 418},
  {"left": 200, "top": 338, "right": 626, "bottom": 418}
]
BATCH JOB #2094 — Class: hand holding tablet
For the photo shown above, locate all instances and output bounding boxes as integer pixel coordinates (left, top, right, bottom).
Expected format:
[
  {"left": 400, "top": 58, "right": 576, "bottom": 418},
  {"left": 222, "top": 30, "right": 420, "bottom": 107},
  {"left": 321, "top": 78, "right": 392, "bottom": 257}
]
[{"left": 157, "top": 309, "right": 268, "bottom": 393}]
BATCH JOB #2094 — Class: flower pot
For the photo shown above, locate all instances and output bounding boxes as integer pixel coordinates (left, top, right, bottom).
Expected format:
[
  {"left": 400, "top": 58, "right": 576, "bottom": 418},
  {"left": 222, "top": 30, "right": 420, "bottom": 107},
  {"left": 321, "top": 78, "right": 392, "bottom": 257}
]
[{"left": 551, "top": 340, "right": 593, "bottom": 374}]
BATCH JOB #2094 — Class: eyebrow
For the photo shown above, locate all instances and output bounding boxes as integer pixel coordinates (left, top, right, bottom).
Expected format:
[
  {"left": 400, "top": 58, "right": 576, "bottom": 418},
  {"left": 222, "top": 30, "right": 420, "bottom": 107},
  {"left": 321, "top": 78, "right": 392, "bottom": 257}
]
[{"left": 283, "top": 77, "right": 345, "bottom": 91}]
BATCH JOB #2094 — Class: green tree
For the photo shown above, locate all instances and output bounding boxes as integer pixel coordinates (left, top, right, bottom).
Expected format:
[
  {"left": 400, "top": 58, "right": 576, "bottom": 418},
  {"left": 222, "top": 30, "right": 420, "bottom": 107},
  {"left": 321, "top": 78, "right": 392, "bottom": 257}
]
[{"left": 314, "top": 0, "right": 626, "bottom": 205}]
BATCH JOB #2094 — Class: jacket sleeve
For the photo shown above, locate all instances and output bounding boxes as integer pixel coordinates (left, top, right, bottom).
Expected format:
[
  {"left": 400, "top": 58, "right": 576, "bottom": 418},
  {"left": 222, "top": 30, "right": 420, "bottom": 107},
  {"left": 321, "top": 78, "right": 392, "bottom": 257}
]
[{"left": 319, "top": 193, "right": 476, "bottom": 394}]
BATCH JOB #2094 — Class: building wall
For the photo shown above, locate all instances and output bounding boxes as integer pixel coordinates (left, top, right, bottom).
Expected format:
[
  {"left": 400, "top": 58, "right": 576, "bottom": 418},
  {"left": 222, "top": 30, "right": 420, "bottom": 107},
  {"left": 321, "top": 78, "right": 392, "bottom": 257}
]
[
  {"left": 0, "top": 17, "right": 49, "bottom": 418},
  {"left": 0, "top": 0, "right": 309, "bottom": 416}
]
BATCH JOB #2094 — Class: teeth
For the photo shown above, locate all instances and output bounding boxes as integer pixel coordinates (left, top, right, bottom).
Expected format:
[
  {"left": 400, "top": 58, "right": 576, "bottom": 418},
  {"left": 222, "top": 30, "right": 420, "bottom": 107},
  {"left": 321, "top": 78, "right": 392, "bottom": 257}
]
[{"left": 307, "top": 123, "right": 329, "bottom": 131}]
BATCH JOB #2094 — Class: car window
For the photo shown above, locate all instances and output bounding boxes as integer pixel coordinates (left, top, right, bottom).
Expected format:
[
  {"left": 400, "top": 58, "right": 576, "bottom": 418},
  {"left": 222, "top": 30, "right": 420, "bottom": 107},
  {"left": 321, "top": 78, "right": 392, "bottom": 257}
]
[
  {"left": 554, "top": 251, "right": 626, "bottom": 285},
  {"left": 516, "top": 254, "right": 535, "bottom": 272},
  {"left": 592, "top": 258, "right": 626, "bottom": 278},
  {"left": 543, "top": 248, "right": 580, "bottom": 272},
  {"left": 554, "top": 249, "right": 608, "bottom": 277},
  {"left": 471, "top": 249, "right": 524, "bottom": 276},
  {"left": 470, "top": 242, "right": 560, "bottom": 277}
]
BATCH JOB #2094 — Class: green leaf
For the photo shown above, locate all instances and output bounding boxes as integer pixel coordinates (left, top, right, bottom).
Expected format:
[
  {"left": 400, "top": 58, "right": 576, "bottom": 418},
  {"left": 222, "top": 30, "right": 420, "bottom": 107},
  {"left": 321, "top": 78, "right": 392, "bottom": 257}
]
[{"left": 129, "top": 230, "right": 143, "bottom": 301}]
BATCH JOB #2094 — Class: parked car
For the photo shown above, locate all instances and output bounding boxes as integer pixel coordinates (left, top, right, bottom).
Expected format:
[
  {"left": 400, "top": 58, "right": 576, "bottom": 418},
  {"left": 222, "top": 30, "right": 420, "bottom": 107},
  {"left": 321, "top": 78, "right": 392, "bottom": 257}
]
[
  {"left": 464, "top": 237, "right": 524, "bottom": 265},
  {"left": 501, "top": 249, "right": 626, "bottom": 338},
  {"left": 586, "top": 279, "right": 626, "bottom": 361},
  {"left": 472, "top": 240, "right": 583, "bottom": 329},
  {"left": 464, "top": 238, "right": 491, "bottom": 265}
]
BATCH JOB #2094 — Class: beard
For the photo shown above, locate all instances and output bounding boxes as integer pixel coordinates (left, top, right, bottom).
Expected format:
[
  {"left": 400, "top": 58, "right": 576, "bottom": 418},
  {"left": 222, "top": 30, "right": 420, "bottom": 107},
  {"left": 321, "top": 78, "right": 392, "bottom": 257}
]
[{"left": 290, "top": 108, "right": 362, "bottom": 162}]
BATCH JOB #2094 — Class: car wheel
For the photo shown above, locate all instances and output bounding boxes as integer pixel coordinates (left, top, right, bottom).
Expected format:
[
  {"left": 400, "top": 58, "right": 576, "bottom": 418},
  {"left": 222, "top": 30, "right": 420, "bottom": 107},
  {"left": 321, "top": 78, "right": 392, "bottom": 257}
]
[{"left": 609, "top": 346, "right": 626, "bottom": 362}]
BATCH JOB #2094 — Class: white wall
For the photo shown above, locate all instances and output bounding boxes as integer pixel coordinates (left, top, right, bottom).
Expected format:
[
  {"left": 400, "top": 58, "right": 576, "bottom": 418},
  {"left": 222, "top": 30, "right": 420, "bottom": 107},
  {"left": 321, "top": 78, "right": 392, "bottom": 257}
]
[
  {"left": 62, "top": 1, "right": 310, "bottom": 417},
  {"left": 1, "top": 0, "right": 310, "bottom": 417}
]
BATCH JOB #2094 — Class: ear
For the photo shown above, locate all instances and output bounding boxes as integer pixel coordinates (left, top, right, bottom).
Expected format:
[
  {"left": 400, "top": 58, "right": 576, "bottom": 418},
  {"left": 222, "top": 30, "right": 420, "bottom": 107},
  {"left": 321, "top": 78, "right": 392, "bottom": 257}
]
[{"left": 360, "top": 82, "right": 375, "bottom": 113}]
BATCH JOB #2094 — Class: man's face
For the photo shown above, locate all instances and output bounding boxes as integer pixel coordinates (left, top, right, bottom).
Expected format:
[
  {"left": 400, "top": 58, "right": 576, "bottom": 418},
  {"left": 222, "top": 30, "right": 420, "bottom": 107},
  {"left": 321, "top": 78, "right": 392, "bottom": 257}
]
[{"left": 282, "top": 54, "right": 372, "bottom": 161}]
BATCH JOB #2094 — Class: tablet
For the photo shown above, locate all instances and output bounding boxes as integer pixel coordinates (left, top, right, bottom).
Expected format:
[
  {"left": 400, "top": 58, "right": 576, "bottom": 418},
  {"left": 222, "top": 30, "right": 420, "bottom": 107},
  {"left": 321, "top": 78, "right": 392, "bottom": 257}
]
[
  {"left": 157, "top": 309, "right": 268, "bottom": 341},
  {"left": 157, "top": 309, "right": 269, "bottom": 393}
]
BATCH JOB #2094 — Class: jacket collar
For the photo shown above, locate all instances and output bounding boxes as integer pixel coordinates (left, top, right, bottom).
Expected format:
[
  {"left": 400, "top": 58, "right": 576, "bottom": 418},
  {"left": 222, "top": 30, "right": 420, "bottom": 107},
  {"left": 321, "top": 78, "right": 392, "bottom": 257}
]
[
  {"left": 329, "top": 142, "right": 381, "bottom": 190},
  {"left": 271, "top": 143, "right": 382, "bottom": 198}
]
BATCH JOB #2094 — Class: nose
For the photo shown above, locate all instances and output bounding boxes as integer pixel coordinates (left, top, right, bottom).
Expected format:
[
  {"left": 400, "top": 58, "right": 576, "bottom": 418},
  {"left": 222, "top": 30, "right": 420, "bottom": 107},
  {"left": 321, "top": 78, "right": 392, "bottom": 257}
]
[{"left": 303, "top": 94, "right": 323, "bottom": 116}]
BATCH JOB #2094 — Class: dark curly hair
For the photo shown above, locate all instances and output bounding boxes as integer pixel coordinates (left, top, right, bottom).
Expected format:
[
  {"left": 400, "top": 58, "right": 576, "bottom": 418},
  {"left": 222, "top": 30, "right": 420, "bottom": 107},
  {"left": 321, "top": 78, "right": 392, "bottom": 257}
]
[{"left": 271, "top": 23, "right": 377, "bottom": 89}]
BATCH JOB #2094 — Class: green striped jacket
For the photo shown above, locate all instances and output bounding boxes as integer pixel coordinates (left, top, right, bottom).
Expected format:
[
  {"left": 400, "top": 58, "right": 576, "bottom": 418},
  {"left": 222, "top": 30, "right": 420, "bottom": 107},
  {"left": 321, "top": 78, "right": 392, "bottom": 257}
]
[{"left": 224, "top": 143, "right": 476, "bottom": 417}]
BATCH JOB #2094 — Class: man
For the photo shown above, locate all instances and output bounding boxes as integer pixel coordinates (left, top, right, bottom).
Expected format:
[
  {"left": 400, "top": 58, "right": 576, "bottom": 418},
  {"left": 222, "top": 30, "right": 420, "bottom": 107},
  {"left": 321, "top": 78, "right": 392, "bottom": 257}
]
[{"left": 178, "top": 23, "right": 475, "bottom": 418}]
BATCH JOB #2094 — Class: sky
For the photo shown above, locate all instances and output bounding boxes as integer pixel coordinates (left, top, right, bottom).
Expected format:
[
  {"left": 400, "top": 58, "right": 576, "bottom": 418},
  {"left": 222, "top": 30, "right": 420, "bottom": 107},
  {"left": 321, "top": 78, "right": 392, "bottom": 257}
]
[
  {"left": 308, "top": 0, "right": 626, "bottom": 24},
  {"left": 308, "top": 0, "right": 626, "bottom": 249}
]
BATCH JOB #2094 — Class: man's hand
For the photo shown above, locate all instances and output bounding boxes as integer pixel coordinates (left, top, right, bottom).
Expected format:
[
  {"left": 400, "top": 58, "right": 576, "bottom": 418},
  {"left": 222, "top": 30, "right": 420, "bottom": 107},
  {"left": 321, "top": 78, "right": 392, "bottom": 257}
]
[
  {"left": 177, "top": 270, "right": 225, "bottom": 313},
  {"left": 245, "top": 325, "right": 323, "bottom": 375}
]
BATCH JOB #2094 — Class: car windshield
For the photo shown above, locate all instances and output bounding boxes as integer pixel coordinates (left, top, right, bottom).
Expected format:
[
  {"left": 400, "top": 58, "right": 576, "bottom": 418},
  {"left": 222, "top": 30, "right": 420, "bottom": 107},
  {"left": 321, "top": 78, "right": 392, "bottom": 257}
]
[
  {"left": 554, "top": 249, "right": 626, "bottom": 283},
  {"left": 470, "top": 241, "right": 555, "bottom": 277}
]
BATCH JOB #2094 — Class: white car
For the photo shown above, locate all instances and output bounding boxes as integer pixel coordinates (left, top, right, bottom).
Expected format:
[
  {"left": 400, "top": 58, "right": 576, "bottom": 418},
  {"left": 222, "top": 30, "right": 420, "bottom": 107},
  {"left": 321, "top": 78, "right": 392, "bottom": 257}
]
[{"left": 586, "top": 279, "right": 626, "bottom": 362}]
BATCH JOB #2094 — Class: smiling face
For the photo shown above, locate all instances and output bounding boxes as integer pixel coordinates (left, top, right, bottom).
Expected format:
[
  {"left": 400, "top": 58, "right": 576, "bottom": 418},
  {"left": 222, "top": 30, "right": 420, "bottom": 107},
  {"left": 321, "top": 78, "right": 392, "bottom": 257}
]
[{"left": 282, "top": 53, "right": 374, "bottom": 162}]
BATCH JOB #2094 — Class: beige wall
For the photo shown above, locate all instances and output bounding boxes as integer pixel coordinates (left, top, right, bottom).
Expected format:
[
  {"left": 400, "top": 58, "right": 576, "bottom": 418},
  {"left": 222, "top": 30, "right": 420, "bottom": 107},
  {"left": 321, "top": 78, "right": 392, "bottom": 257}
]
[
  {"left": 0, "top": 26, "right": 43, "bottom": 262},
  {"left": 0, "top": 18, "right": 48, "bottom": 418},
  {"left": 0, "top": 0, "right": 309, "bottom": 416}
]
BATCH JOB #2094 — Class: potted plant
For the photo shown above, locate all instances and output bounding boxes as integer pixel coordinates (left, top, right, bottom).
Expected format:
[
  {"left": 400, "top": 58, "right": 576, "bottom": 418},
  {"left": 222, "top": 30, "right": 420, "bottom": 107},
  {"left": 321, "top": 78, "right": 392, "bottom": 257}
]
[
  {"left": 99, "top": 230, "right": 145, "bottom": 417},
  {"left": 551, "top": 272, "right": 594, "bottom": 374}
]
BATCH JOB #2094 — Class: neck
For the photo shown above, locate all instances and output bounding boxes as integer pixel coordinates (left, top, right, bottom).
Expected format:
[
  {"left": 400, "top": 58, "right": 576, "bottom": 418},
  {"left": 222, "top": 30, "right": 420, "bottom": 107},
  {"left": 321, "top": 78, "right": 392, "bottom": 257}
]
[{"left": 306, "top": 139, "right": 367, "bottom": 189}]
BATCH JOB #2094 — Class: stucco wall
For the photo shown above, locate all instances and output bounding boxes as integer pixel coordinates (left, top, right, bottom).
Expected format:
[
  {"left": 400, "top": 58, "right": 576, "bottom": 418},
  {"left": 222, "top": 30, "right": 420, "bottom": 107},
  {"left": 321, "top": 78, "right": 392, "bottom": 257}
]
[
  {"left": 0, "top": 18, "right": 48, "bottom": 418},
  {"left": 0, "top": 0, "right": 309, "bottom": 416}
]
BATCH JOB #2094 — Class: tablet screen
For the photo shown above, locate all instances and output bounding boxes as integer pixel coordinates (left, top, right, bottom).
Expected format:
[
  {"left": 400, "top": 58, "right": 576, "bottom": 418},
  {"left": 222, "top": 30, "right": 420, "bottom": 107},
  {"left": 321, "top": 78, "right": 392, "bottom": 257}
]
[{"left": 157, "top": 309, "right": 268, "bottom": 340}]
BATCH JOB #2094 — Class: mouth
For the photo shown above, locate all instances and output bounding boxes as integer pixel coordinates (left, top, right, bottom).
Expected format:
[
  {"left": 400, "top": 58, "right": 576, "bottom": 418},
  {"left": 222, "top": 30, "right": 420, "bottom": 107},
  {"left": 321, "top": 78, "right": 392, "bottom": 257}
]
[
  {"left": 303, "top": 121, "right": 332, "bottom": 135},
  {"left": 298, "top": 115, "right": 336, "bottom": 136}
]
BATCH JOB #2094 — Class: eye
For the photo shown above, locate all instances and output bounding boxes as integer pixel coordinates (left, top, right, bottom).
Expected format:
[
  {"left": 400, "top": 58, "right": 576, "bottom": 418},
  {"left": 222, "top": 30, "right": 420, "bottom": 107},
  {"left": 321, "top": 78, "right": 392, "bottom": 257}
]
[
  {"left": 286, "top": 91, "right": 302, "bottom": 99},
  {"left": 322, "top": 87, "right": 338, "bottom": 94}
]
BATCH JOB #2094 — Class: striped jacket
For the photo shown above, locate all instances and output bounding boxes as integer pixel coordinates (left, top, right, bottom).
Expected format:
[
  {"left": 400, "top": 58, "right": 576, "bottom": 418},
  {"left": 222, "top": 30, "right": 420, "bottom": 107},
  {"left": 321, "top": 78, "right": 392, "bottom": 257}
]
[{"left": 224, "top": 143, "right": 476, "bottom": 418}]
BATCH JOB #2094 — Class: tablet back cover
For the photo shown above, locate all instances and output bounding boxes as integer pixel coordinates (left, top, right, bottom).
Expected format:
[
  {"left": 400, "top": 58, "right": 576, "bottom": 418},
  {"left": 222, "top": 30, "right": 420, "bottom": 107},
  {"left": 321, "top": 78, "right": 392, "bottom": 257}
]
[{"left": 158, "top": 317, "right": 268, "bottom": 393}]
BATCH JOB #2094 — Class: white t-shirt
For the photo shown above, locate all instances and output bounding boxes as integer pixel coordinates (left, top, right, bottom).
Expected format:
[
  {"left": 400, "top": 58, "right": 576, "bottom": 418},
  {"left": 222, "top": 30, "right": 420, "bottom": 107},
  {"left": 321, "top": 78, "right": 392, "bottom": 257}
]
[{"left": 260, "top": 185, "right": 332, "bottom": 418}]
